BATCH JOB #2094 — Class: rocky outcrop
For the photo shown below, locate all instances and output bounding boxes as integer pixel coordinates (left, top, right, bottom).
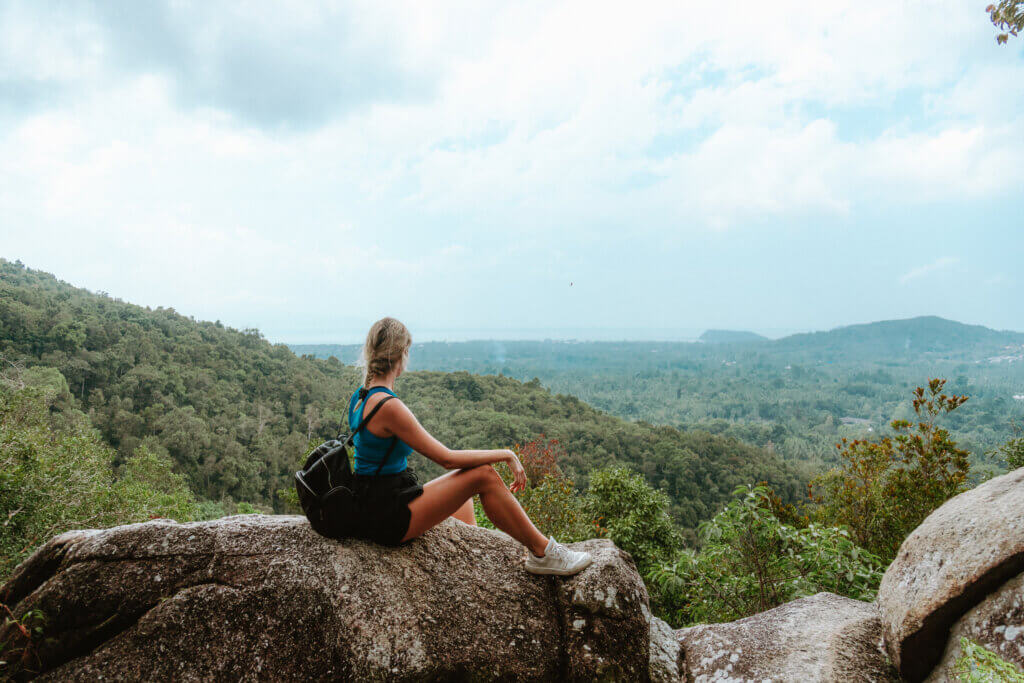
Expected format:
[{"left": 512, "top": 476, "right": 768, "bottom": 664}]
[
  {"left": 877, "top": 467, "right": 1024, "bottom": 682},
  {"left": 675, "top": 592, "right": 898, "bottom": 682},
  {"left": 662, "top": 468, "right": 1024, "bottom": 682},
  {"left": 648, "top": 612, "right": 683, "bottom": 683},
  {"left": 5, "top": 468, "right": 1024, "bottom": 682},
  {"left": 924, "top": 571, "right": 1024, "bottom": 682},
  {"left": 0, "top": 515, "right": 654, "bottom": 681}
]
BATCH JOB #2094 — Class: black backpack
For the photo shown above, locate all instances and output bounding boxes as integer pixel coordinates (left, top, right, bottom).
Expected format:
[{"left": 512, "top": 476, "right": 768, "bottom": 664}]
[{"left": 294, "top": 388, "right": 398, "bottom": 540}]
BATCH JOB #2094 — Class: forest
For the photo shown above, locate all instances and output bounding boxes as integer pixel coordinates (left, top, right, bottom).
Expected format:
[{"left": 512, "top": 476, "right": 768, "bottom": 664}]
[
  {"left": 0, "top": 259, "right": 800, "bottom": 529},
  {"left": 294, "top": 318, "right": 1024, "bottom": 480}
]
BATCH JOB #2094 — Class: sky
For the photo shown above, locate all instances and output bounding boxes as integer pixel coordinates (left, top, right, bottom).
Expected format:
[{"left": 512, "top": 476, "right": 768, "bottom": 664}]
[{"left": 1, "top": 1, "right": 1022, "bottom": 343}]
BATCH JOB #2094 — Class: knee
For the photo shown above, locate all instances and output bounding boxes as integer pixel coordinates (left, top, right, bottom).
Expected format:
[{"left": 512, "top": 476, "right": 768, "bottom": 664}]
[{"left": 467, "top": 464, "right": 503, "bottom": 490}]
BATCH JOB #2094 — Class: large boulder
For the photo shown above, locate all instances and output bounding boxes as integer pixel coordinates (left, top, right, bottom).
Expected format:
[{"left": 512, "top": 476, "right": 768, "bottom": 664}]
[
  {"left": 0, "top": 515, "right": 654, "bottom": 681},
  {"left": 925, "top": 571, "right": 1024, "bottom": 682},
  {"left": 675, "top": 592, "right": 897, "bottom": 682},
  {"left": 877, "top": 467, "right": 1024, "bottom": 682},
  {"left": 647, "top": 612, "right": 683, "bottom": 683}
]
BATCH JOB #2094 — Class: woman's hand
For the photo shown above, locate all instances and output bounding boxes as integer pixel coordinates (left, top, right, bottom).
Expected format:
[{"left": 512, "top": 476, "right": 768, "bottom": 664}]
[{"left": 504, "top": 450, "right": 527, "bottom": 493}]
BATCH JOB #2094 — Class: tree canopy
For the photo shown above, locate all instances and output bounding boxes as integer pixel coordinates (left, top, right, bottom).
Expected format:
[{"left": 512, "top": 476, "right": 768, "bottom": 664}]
[{"left": 0, "top": 259, "right": 803, "bottom": 534}]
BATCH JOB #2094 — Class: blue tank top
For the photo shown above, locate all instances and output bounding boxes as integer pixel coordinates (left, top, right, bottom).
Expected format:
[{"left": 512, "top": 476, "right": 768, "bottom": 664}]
[{"left": 347, "top": 386, "right": 413, "bottom": 475}]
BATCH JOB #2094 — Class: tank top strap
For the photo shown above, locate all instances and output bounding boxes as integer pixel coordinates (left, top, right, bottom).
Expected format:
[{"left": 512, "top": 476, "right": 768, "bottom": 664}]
[{"left": 348, "top": 386, "right": 398, "bottom": 429}]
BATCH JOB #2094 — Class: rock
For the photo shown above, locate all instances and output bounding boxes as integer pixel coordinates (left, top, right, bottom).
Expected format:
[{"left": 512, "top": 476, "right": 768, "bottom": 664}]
[
  {"left": 925, "top": 572, "right": 1024, "bottom": 682},
  {"left": 675, "top": 592, "right": 898, "bottom": 682},
  {"left": 647, "top": 613, "right": 683, "bottom": 683},
  {"left": 0, "top": 515, "right": 652, "bottom": 681},
  {"left": 877, "top": 467, "right": 1024, "bottom": 682},
  {"left": 554, "top": 538, "right": 653, "bottom": 680}
]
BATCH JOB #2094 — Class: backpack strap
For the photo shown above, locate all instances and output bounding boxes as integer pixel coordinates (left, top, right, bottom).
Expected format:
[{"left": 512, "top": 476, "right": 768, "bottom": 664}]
[
  {"left": 374, "top": 437, "right": 399, "bottom": 476},
  {"left": 347, "top": 387, "right": 401, "bottom": 477},
  {"left": 345, "top": 391, "right": 395, "bottom": 447}
]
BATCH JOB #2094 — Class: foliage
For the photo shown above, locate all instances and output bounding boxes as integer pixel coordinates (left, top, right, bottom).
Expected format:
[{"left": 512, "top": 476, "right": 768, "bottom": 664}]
[
  {"left": 0, "top": 378, "right": 198, "bottom": 581},
  {"left": 991, "top": 423, "right": 1024, "bottom": 471},
  {"left": 810, "top": 380, "right": 971, "bottom": 563},
  {"left": 650, "top": 484, "right": 883, "bottom": 627},
  {"left": 582, "top": 467, "right": 682, "bottom": 575},
  {"left": 515, "top": 433, "right": 564, "bottom": 485},
  {"left": 954, "top": 637, "right": 1024, "bottom": 682},
  {"left": 473, "top": 437, "right": 604, "bottom": 543},
  {"left": 0, "top": 260, "right": 804, "bottom": 533},
  {"left": 0, "top": 606, "right": 46, "bottom": 679},
  {"left": 298, "top": 321, "right": 1024, "bottom": 478},
  {"left": 988, "top": 2, "right": 1024, "bottom": 43}
]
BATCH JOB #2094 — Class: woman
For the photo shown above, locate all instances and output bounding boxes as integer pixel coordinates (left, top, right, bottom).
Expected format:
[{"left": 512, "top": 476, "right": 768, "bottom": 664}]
[{"left": 347, "top": 317, "right": 593, "bottom": 576}]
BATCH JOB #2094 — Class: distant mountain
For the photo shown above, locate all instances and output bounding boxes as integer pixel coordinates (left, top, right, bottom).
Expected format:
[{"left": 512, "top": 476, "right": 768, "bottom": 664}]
[
  {"left": 292, "top": 316, "right": 1024, "bottom": 368},
  {"left": 699, "top": 330, "right": 768, "bottom": 344},
  {"left": 771, "top": 316, "right": 1024, "bottom": 359}
]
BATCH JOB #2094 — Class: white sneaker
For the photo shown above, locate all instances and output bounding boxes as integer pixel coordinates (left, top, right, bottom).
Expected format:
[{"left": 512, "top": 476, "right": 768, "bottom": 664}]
[{"left": 524, "top": 537, "right": 594, "bottom": 576}]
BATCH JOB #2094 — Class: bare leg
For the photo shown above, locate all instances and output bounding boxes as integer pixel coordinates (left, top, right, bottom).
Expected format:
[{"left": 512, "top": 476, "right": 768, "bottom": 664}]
[
  {"left": 453, "top": 498, "right": 477, "bottom": 526},
  {"left": 402, "top": 466, "right": 546, "bottom": 555},
  {"left": 422, "top": 469, "right": 475, "bottom": 525}
]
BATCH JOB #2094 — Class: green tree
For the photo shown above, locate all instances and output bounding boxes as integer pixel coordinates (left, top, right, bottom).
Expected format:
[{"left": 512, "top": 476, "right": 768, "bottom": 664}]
[
  {"left": 582, "top": 466, "right": 682, "bottom": 575},
  {"left": 991, "top": 424, "right": 1024, "bottom": 471},
  {"left": 650, "top": 484, "right": 884, "bottom": 627},
  {"left": 987, "top": 2, "right": 1024, "bottom": 43},
  {"left": 0, "top": 380, "right": 198, "bottom": 580},
  {"left": 810, "top": 379, "right": 971, "bottom": 562}
]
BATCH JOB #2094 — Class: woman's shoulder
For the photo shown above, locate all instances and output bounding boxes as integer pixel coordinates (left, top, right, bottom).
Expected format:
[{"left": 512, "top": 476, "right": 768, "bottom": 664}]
[{"left": 363, "top": 387, "right": 405, "bottom": 415}]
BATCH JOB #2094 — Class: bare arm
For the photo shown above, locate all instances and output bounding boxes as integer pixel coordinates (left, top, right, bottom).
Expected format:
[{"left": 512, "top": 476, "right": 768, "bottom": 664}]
[{"left": 379, "top": 398, "right": 526, "bottom": 491}]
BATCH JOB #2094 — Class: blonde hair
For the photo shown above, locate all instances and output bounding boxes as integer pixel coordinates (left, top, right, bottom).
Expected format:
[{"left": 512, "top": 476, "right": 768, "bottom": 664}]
[{"left": 359, "top": 317, "right": 412, "bottom": 386}]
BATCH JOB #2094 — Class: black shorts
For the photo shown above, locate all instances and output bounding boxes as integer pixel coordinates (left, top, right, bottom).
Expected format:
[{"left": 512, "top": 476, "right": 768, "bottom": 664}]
[{"left": 352, "top": 468, "right": 424, "bottom": 547}]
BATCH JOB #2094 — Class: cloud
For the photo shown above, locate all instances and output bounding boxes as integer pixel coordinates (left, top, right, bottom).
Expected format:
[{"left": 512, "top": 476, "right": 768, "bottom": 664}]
[
  {"left": 1, "top": 1, "right": 437, "bottom": 129},
  {"left": 899, "top": 257, "right": 959, "bottom": 285},
  {"left": 1, "top": 0, "right": 1022, "bottom": 335}
]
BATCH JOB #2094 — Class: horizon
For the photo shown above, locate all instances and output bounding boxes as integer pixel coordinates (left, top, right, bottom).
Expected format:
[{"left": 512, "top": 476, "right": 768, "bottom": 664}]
[
  {"left": 284, "top": 316, "right": 1024, "bottom": 347},
  {"left": 6, "top": 257, "right": 1022, "bottom": 346},
  {"left": 1, "top": 2, "right": 1021, "bottom": 340}
]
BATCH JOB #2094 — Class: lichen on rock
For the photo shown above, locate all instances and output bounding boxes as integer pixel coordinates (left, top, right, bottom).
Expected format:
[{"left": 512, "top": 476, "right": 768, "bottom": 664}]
[
  {"left": 675, "top": 592, "right": 897, "bottom": 682},
  {"left": 0, "top": 515, "right": 658, "bottom": 681},
  {"left": 877, "top": 467, "right": 1024, "bottom": 682}
]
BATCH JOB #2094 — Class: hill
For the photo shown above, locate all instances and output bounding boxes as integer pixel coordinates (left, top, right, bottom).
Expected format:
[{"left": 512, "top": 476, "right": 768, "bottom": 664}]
[
  {"left": 699, "top": 330, "right": 768, "bottom": 344},
  {"left": 769, "top": 316, "right": 1024, "bottom": 360},
  {"left": 290, "top": 319, "right": 1024, "bottom": 471},
  {"left": 0, "top": 259, "right": 803, "bottom": 530}
]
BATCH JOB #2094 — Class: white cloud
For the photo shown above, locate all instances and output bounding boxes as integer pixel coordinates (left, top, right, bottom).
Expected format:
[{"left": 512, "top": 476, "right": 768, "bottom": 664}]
[
  {"left": 1, "top": 0, "right": 1021, "bottom": 335},
  {"left": 3, "top": 0, "right": 1021, "bottom": 234}
]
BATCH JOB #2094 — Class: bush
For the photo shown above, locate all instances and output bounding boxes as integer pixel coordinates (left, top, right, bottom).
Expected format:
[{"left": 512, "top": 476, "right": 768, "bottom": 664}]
[
  {"left": 582, "top": 466, "right": 682, "bottom": 575},
  {"left": 474, "top": 437, "right": 603, "bottom": 543},
  {"left": 0, "top": 382, "right": 199, "bottom": 581},
  {"left": 650, "top": 484, "right": 883, "bottom": 627},
  {"left": 810, "top": 379, "right": 971, "bottom": 562},
  {"left": 991, "top": 425, "right": 1024, "bottom": 471},
  {"left": 954, "top": 637, "right": 1024, "bottom": 682}
]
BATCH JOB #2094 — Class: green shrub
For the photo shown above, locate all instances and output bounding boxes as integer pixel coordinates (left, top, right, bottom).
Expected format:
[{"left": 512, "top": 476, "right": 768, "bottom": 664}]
[
  {"left": 954, "top": 637, "right": 1024, "bottom": 682},
  {"left": 196, "top": 500, "right": 230, "bottom": 520},
  {"left": 582, "top": 466, "right": 682, "bottom": 574},
  {"left": 810, "top": 380, "right": 971, "bottom": 563},
  {"left": 0, "top": 382, "right": 198, "bottom": 581},
  {"left": 992, "top": 427, "right": 1024, "bottom": 471},
  {"left": 473, "top": 437, "right": 603, "bottom": 543},
  {"left": 650, "top": 484, "right": 883, "bottom": 627}
]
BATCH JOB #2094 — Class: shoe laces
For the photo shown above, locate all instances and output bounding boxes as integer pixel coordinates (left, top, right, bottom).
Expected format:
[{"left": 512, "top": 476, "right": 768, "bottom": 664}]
[{"left": 549, "top": 540, "right": 571, "bottom": 562}]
